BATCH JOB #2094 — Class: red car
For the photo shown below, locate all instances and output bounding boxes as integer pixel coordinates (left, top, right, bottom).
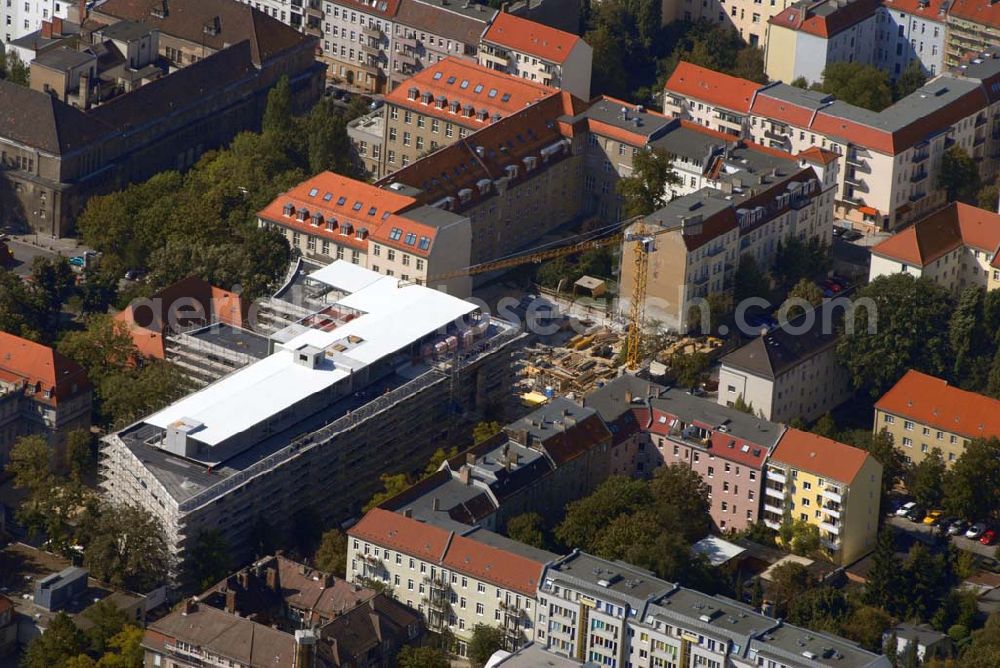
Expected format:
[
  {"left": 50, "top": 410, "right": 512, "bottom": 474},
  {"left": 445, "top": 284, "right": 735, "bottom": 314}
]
[{"left": 980, "top": 529, "right": 997, "bottom": 545}]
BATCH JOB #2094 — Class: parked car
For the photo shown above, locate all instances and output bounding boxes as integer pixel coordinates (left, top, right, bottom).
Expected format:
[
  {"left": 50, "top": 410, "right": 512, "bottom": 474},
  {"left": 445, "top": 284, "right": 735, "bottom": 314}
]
[
  {"left": 923, "top": 510, "right": 944, "bottom": 525},
  {"left": 69, "top": 256, "right": 86, "bottom": 267},
  {"left": 905, "top": 506, "right": 926, "bottom": 522},
  {"left": 832, "top": 226, "right": 846, "bottom": 237},
  {"left": 896, "top": 501, "right": 917, "bottom": 517},
  {"left": 842, "top": 230, "right": 864, "bottom": 241},
  {"left": 821, "top": 279, "right": 843, "bottom": 294},
  {"left": 966, "top": 522, "right": 988, "bottom": 539},
  {"left": 981, "top": 530, "right": 997, "bottom": 546},
  {"left": 948, "top": 519, "right": 969, "bottom": 536}
]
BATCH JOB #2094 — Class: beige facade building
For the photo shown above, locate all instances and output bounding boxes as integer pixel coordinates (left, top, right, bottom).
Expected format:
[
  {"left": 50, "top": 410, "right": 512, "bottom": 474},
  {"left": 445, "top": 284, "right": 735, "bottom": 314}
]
[
  {"left": 765, "top": 429, "right": 882, "bottom": 564},
  {"left": 478, "top": 11, "right": 592, "bottom": 100},
  {"left": 869, "top": 202, "right": 1000, "bottom": 294},
  {"left": 945, "top": 0, "right": 1000, "bottom": 67},
  {"left": 874, "top": 370, "right": 1000, "bottom": 466},
  {"left": 660, "top": 0, "right": 791, "bottom": 49}
]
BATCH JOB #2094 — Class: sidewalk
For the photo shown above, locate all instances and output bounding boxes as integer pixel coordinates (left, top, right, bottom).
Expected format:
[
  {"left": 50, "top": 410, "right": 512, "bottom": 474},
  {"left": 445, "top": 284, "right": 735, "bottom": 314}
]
[{"left": 6, "top": 233, "right": 89, "bottom": 257}]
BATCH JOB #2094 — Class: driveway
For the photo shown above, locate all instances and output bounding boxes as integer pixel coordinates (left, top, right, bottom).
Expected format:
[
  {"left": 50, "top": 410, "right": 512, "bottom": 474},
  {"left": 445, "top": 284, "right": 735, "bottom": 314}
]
[{"left": 888, "top": 516, "right": 997, "bottom": 558}]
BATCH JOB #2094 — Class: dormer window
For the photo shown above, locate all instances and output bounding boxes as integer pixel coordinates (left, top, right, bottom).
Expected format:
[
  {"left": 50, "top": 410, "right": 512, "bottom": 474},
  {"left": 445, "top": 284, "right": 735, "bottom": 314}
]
[
  {"left": 282, "top": 204, "right": 294, "bottom": 216},
  {"left": 449, "top": 100, "right": 460, "bottom": 113},
  {"left": 340, "top": 222, "right": 353, "bottom": 235},
  {"left": 311, "top": 213, "right": 323, "bottom": 226},
  {"left": 296, "top": 208, "right": 309, "bottom": 221}
]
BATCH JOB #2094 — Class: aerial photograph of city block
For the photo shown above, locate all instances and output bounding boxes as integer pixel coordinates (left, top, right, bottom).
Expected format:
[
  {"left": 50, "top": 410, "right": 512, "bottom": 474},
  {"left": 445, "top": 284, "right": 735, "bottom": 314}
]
[{"left": 2, "top": 0, "right": 1000, "bottom": 665}]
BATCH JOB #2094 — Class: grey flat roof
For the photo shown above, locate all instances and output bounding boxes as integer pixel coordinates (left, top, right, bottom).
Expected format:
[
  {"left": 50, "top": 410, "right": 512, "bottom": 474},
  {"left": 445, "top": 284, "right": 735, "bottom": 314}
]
[
  {"left": 33, "top": 46, "right": 95, "bottom": 71},
  {"left": 651, "top": 387, "right": 784, "bottom": 449},
  {"left": 583, "top": 374, "right": 667, "bottom": 423},
  {"left": 544, "top": 552, "right": 675, "bottom": 604},
  {"left": 759, "top": 83, "right": 834, "bottom": 110},
  {"left": 562, "top": 98, "right": 675, "bottom": 139},
  {"left": 865, "top": 78, "right": 983, "bottom": 132},
  {"left": 648, "top": 588, "right": 774, "bottom": 643},
  {"left": 403, "top": 203, "right": 469, "bottom": 228},
  {"left": 644, "top": 188, "right": 733, "bottom": 229},
  {"left": 493, "top": 643, "right": 590, "bottom": 666},
  {"left": 752, "top": 623, "right": 888, "bottom": 667},
  {"left": 98, "top": 19, "right": 155, "bottom": 42},
  {"left": 462, "top": 526, "right": 558, "bottom": 564},
  {"left": 187, "top": 323, "right": 270, "bottom": 359},
  {"left": 506, "top": 397, "right": 596, "bottom": 444},
  {"left": 9, "top": 21, "right": 80, "bottom": 49},
  {"left": 952, "top": 50, "right": 1000, "bottom": 82}
]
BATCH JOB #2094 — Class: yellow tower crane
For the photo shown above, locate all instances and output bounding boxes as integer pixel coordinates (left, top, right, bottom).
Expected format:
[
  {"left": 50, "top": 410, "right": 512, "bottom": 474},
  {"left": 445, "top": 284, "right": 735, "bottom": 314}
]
[{"left": 424, "top": 219, "right": 662, "bottom": 371}]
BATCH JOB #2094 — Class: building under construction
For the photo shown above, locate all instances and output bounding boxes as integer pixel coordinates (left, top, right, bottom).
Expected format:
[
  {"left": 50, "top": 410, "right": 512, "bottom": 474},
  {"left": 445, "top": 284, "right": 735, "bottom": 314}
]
[{"left": 100, "top": 261, "right": 523, "bottom": 575}]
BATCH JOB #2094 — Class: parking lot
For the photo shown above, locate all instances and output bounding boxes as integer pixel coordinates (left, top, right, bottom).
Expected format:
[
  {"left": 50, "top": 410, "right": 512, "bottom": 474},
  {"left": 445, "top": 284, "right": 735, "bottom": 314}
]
[{"left": 888, "top": 515, "right": 997, "bottom": 558}]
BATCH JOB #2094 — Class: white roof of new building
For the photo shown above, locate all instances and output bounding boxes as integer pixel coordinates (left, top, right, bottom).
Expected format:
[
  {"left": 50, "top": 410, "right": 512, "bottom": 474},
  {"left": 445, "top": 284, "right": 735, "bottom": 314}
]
[
  {"left": 145, "top": 262, "right": 477, "bottom": 448},
  {"left": 691, "top": 535, "right": 747, "bottom": 567}
]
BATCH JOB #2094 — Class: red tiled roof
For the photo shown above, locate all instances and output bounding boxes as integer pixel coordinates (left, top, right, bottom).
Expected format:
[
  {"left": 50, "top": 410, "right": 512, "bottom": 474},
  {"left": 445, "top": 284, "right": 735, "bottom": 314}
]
[
  {"left": 870, "top": 202, "right": 1000, "bottom": 266},
  {"left": 797, "top": 146, "right": 839, "bottom": 165},
  {"left": 881, "top": 0, "right": 949, "bottom": 20},
  {"left": 875, "top": 370, "right": 1000, "bottom": 441},
  {"left": 348, "top": 509, "right": 545, "bottom": 596},
  {"left": 750, "top": 91, "right": 824, "bottom": 129},
  {"left": 386, "top": 56, "right": 555, "bottom": 129},
  {"left": 947, "top": 0, "right": 1000, "bottom": 29},
  {"left": 665, "top": 61, "right": 762, "bottom": 114},
  {"left": 258, "top": 172, "right": 439, "bottom": 256},
  {"left": 771, "top": 428, "right": 871, "bottom": 485},
  {"left": 0, "top": 332, "right": 90, "bottom": 406},
  {"left": 633, "top": 408, "right": 770, "bottom": 468},
  {"left": 331, "top": 0, "right": 402, "bottom": 18},
  {"left": 482, "top": 12, "right": 580, "bottom": 64},
  {"left": 769, "top": 0, "right": 881, "bottom": 38}
]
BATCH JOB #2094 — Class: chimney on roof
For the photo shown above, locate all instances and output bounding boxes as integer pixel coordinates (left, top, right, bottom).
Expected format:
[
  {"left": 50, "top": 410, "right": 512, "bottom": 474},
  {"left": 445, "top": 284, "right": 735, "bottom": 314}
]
[
  {"left": 237, "top": 570, "right": 249, "bottom": 589},
  {"left": 459, "top": 465, "right": 471, "bottom": 485},
  {"left": 225, "top": 588, "right": 237, "bottom": 613},
  {"left": 403, "top": 507, "right": 413, "bottom": 518},
  {"left": 432, "top": 497, "right": 441, "bottom": 511},
  {"left": 78, "top": 0, "right": 87, "bottom": 23},
  {"left": 52, "top": 17, "right": 64, "bottom": 36},
  {"left": 266, "top": 567, "right": 280, "bottom": 593},
  {"left": 182, "top": 598, "right": 198, "bottom": 615},
  {"left": 466, "top": 452, "right": 477, "bottom": 466},
  {"left": 41, "top": 21, "right": 52, "bottom": 39}
]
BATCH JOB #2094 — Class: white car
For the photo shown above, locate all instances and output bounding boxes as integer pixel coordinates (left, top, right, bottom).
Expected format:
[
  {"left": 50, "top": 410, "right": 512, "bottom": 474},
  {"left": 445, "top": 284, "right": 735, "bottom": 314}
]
[
  {"left": 965, "top": 522, "right": 987, "bottom": 540},
  {"left": 895, "top": 501, "right": 917, "bottom": 517}
]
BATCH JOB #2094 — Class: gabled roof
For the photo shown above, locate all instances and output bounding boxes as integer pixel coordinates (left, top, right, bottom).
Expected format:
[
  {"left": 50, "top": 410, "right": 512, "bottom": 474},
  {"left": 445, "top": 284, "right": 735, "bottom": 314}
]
[
  {"left": 870, "top": 202, "right": 1000, "bottom": 266},
  {"left": 394, "top": 0, "right": 495, "bottom": 45},
  {"left": 882, "top": 0, "right": 949, "bottom": 20},
  {"left": 386, "top": 56, "right": 555, "bottom": 128},
  {"left": 770, "top": 428, "right": 872, "bottom": 485},
  {"left": 0, "top": 79, "right": 112, "bottom": 154},
  {"left": 482, "top": 11, "right": 581, "bottom": 64},
  {"left": 318, "top": 594, "right": 421, "bottom": 666},
  {"left": 769, "top": 0, "right": 881, "bottom": 38},
  {"left": 947, "top": 0, "right": 1000, "bottom": 29},
  {"left": 874, "top": 369, "right": 1000, "bottom": 440},
  {"left": 721, "top": 308, "right": 839, "bottom": 381},
  {"left": 442, "top": 531, "right": 547, "bottom": 596},
  {"left": 797, "top": 146, "right": 839, "bottom": 165},
  {"left": 349, "top": 508, "right": 452, "bottom": 564},
  {"left": 91, "top": 0, "right": 310, "bottom": 65},
  {"left": 329, "top": 0, "right": 402, "bottom": 19},
  {"left": 0, "top": 332, "right": 91, "bottom": 406},
  {"left": 664, "top": 61, "right": 762, "bottom": 114}
]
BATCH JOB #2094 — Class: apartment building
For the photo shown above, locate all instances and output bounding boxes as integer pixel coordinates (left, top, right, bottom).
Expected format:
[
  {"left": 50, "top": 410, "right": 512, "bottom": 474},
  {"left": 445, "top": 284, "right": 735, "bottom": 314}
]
[
  {"left": 478, "top": 10, "right": 592, "bottom": 99},
  {"left": 318, "top": 0, "right": 399, "bottom": 94},
  {"left": 585, "top": 375, "right": 784, "bottom": 533},
  {"left": 101, "top": 261, "right": 522, "bottom": 574},
  {"left": 347, "top": 107, "right": 385, "bottom": 177},
  {"left": 765, "top": 0, "right": 882, "bottom": 85},
  {"left": 869, "top": 201, "right": 1000, "bottom": 293},
  {"left": 748, "top": 77, "right": 996, "bottom": 229},
  {"left": 874, "top": 369, "right": 1000, "bottom": 465},
  {"left": 257, "top": 170, "right": 473, "bottom": 295},
  {"left": 347, "top": 508, "right": 555, "bottom": 657},
  {"left": 1, "top": 0, "right": 69, "bottom": 44},
  {"left": 879, "top": 0, "right": 949, "bottom": 77},
  {"left": 945, "top": 0, "right": 1000, "bottom": 66},
  {"left": 5, "top": 15, "right": 78, "bottom": 64},
  {"left": 380, "top": 398, "right": 614, "bottom": 533},
  {"left": 536, "top": 551, "right": 890, "bottom": 668},
  {"left": 718, "top": 304, "right": 853, "bottom": 423},
  {"left": 0, "top": 332, "right": 91, "bottom": 466},
  {"left": 764, "top": 429, "right": 882, "bottom": 564},
  {"left": 662, "top": 61, "right": 761, "bottom": 137},
  {"left": 379, "top": 56, "right": 555, "bottom": 176},
  {"left": 659, "top": 0, "right": 794, "bottom": 49}
]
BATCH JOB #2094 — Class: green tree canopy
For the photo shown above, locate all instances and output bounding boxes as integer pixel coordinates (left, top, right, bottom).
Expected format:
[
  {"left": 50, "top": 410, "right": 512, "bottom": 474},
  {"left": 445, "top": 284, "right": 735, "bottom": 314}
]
[
  {"left": 81, "top": 501, "right": 171, "bottom": 592},
  {"left": 396, "top": 645, "right": 450, "bottom": 668},
  {"left": 184, "top": 530, "right": 230, "bottom": 591},
  {"left": 939, "top": 146, "right": 981, "bottom": 204},
  {"left": 733, "top": 255, "right": 772, "bottom": 304},
  {"left": 468, "top": 624, "right": 506, "bottom": 667},
  {"left": 836, "top": 274, "right": 953, "bottom": 399},
  {"left": 942, "top": 437, "right": 1000, "bottom": 521},
  {"left": 910, "top": 448, "right": 946, "bottom": 509},
  {"left": 782, "top": 278, "right": 824, "bottom": 320},
  {"left": 616, "top": 148, "right": 680, "bottom": 217},
  {"left": 21, "top": 612, "right": 86, "bottom": 668},
  {"left": 894, "top": 61, "right": 927, "bottom": 101},
  {"left": 555, "top": 476, "right": 654, "bottom": 549},
  {"left": 505, "top": 512, "right": 547, "bottom": 549},
  {"left": 767, "top": 561, "right": 814, "bottom": 617},
  {"left": 314, "top": 529, "right": 348, "bottom": 577},
  {"left": 363, "top": 472, "right": 412, "bottom": 512},
  {"left": 821, "top": 62, "right": 893, "bottom": 111}
]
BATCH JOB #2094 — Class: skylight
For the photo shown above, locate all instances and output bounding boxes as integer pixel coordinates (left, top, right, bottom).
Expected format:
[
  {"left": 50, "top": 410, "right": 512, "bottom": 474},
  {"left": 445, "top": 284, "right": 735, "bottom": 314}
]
[
  {"left": 352, "top": 201, "right": 363, "bottom": 211},
  {"left": 460, "top": 79, "right": 469, "bottom": 89},
  {"left": 308, "top": 187, "right": 319, "bottom": 197},
  {"left": 337, "top": 196, "right": 347, "bottom": 206},
  {"left": 433, "top": 72, "right": 443, "bottom": 80},
  {"left": 418, "top": 236, "right": 431, "bottom": 250},
  {"left": 389, "top": 227, "right": 403, "bottom": 240},
  {"left": 474, "top": 84, "right": 483, "bottom": 93}
]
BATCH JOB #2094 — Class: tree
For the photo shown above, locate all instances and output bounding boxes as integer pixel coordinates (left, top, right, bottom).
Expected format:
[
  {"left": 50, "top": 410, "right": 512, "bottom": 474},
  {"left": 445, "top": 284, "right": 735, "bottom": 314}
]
[
  {"left": 472, "top": 421, "right": 502, "bottom": 444},
  {"left": 894, "top": 61, "right": 927, "bottom": 101},
  {"left": 555, "top": 476, "right": 653, "bottom": 550},
  {"left": 910, "top": 448, "right": 946, "bottom": 509},
  {"left": 732, "top": 47, "right": 767, "bottom": 84},
  {"left": 840, "top": 605, "right": 895, "bottom": 652},
  {"left": 616, "top": 147, "right": 680, "bottom": 217},
  {"left": 852, "top": 429, "right": 905, "bottom": 518},
  {"left": 837, "top": 274, "right": 953, "bottom": 399},
  {"left": 81, "top": 599, "right": 130, "bottom": 655},
  {"left": 979, "top": 179, "right": 1000, "bottom": 211},
  {"left": 780, "top": 519, "right": 821, "bottom": 556},
  {"left": 864, "top": 528, "right": 902, "bottom": 614},
  {"left": 732, "top": 394, "right": 755, "bottom": 415},
  {"left": 0, "top": 269, "right": 45, "bottom": 339},
  {"left": 939, "top": 146, "right": 981, "bottom": 204},
  {"left": 949, "top": 286, "right": 992, "bottom": 389},
  {"left": 21, "top": 612, "right": 86, "bottom": 668},
  {"left": 787, "top": 586, "right": 849, "bottom": 633},
  {"left": 65, "top": 428, "right": 95, "bottom": 481},
  {"left": 185, "top": 530, "right": 230, "bottom": 591},
  {"left": 989, "top": 347, "right": 1000, "bottom": 399},
  {"left": 423, "top": 446, "right": 457, "bottom": 477},
  {"left": 81, "top": 502, "right": 170, "bottom": 592},
  {"left": 772, "top": 237, "right": 829, "bottom": 288},
  {"left": 314, "top": 529, "right": 348, "bottom": 577},
  {"left": 739, "top": 521, "right": 776, "bottom": 546},
  {"left": 782, "top": 278, "right": 823, "bottom": 320},
  {"left": 942, "top": 437, "right": 1000, "bottom": 521},
  {"left": 306, "top": 98, "right": 355, "bottom": 176},
  {"left": 506, "top": 512, "right": 547, "bottom": 549},
  {"left": 262, "top": 75, "right": 293, "bottom": 135},
  {"left": 468, "top": 624, "right": 505, "bottom": 667},
  {"left": 767, "top": 561, "right": 814, "bottom": 617},
  {"left": 31, "top": 256, "right": 76, "bottom": 328},
  {"left": 670, "top": 351, "right": 709, "bottom": 389},
  {"left": 363, "top": 472, "right": 412, "bottom": 512},
  {"left": 649, "top": 464, "right": 712, "bottom": 542},
  {"left": 396, "top": 645, "right": 450, "bottom": 668},
  {"left": 820, "top": 62, "right": 893, "bottom": 111},
  {"left": 733, "top": 255, "right": 771, "bottom": 303},
  {"left": 0, "top": 47, "right": 30, "bottom": 86},
  {"left": 96, "top": 625, "right": 145, "bottom": 668}
]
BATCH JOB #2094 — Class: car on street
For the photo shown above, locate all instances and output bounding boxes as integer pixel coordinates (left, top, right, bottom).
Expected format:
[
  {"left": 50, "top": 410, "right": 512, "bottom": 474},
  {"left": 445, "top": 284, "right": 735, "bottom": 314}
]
[
  {"left": 69, "top": 256, "right": 86, "bottom": 267},
  {"left": 905, "top": 506, "right": 926, "bottom": 522},
  {"left": 832, "top": 226, "right": 846, "bottom": 237},
  {"left": 980, "top": 530, "right": 997, "bottom": 545},
  {"left": 966, "top": 522, "right": 988, "bottom": 539},
  {"left": 896, "top": 501, "right": 917, "bottom": 517},
  {"left": 947, "top": 519, "right": 969, "bottom": 536},
  {"left": 923, "top": 510, "right": 944, "bottom": 525},
  {"left": 842, "top": 230, "right": 863, "bottom": 241}
]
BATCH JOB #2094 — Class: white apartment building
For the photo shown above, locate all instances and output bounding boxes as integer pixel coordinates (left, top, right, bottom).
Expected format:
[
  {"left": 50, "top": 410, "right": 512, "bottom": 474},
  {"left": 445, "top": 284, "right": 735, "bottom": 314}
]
[
  {"left": 319, "top": 0, "right": 398, "bottom": 94},
  {"left": 869, "top": 201, "right": 1000, "bottom": 293},
  {"left": 662, "top": 61, "right": 761, "bottom": 137},
  {"left": 101, "top": 261, "right": 521, "bottom": 576},
  {"left": 2, "top": 0, "right": 69, "bottom": 44},
  {"left": 478, "top": 10, "right": 591, "bottom": 100},
  {"left": 347, "top": 508, "right": 553, "bottom": 657},
  {"left": 660, "top": 0, "right": 794, "bottom": 50},
  {"left": 536, "top": 551, "right": 890, "bottom": 668},
  {"left": 765, "top": 0, "right": 882, "bottom": 85},
  {"left": 878, "top": 0, "right": 948, "bottom": 78}
]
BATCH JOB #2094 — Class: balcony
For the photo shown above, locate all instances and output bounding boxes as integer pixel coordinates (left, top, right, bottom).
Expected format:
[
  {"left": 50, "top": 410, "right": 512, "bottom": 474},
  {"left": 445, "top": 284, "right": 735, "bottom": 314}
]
[
  {"left": 304, "top": 24, "right": 321, "bottom": 37},
  {"left": 395, "top": 51, "right": 418, "bottom": 67},
  {"left": 910, "top": 170, "right": 928, "bottom": 183},
  {"left": 821, "top": 487, "right": 842, "bottom": 503},
  {"left": 912, "top": 149, "right": 930, "bottom": 163},
  {"left": 976, "top": 114, "right": 987, "bottom": 127},
  {"left": 821, "top": 504, "right": 841, "bottom": 519},
  {"left": 819, "top": 521, "right": 840, "bottom": 535},
  {"left": 821, "top": 538, "right": 841, "bottom": 551},
  {"left": 766, "top": 469, "right": 786, "bottom": 484},
  {"left": 361, "top": 42, "right": 382, "bottom": 57},
  {"left": 764, "top": 129, "right": 788, "bottom": 143},
  {"left": 396, "top": 35, "right": 417, "bottom": 49},
  {"left": 974, "top": 135, "right": 986, "bottom": 147},
  {"left": 844, "top": 174, "right": 868, "bottom": 191},
  {"left": 306, "top": 5, "right": 322, "bottom": 18},
  {"left": 764, "top": 518, "right": 782, "bottom": 530},
  {"left": 765, "top": 486, "right": 785, "bottom": 500},
  {"left": 363, "top": 25, "right": 382, "bottom": 38},
  {"left": 764, "top": 502, "right": 784, "bottom": 515},
  {"left": 909, "top": 191, "right": 927, "bottom": 203},
  {"left": 692, "top": 273, "right": 709, "bottom": 286}
]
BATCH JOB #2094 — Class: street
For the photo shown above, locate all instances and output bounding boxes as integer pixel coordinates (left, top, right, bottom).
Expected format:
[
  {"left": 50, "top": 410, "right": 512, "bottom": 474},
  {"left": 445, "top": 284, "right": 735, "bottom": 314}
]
[
  {"left": 5, "top": 238, "right": 62, "bottom": 276},
  {"left": 888, "top": 515, "right": 998, "bottom": 558}
]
